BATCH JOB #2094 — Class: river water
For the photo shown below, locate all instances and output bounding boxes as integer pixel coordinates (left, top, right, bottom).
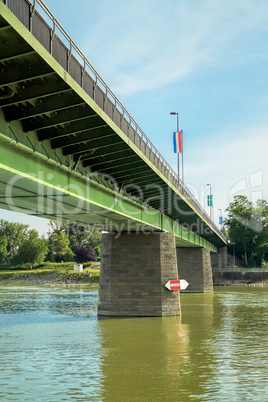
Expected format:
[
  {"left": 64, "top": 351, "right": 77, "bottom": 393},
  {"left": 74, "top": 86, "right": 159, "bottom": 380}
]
[{"left": 0, "top": 285, "right": 267, "bottom": 401}]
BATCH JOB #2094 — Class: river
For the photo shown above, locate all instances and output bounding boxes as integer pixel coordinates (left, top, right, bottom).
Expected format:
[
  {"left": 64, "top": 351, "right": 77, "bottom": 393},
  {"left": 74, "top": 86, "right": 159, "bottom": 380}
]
[{"left": 0, "top": 285, "right": 267, "bottom": 401}]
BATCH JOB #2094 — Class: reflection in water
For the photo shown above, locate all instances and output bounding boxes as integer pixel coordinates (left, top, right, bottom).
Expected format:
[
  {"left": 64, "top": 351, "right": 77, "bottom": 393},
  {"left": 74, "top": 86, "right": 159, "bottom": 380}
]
[
  {"left": 0, "top": 285, "right": 268, "bottom": 401},
  {"left": 98, "top": 316, "right": 189, "bottom": 401},
  {"left": 207, "top": 287, "right": 268, "bottom": 401},
  {"left": 97, "top": 293, "right": 217, "bottom": 401}
]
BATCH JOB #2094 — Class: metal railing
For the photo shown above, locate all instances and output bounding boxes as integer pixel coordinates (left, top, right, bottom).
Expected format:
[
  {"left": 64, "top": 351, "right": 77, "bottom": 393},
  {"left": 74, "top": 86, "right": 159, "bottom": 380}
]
[
  {"left": 1, "top": 0, "right": 226, "bottom": 243},
  {"left": 213, "top": 267, "right": 268, "bottom": 272}
]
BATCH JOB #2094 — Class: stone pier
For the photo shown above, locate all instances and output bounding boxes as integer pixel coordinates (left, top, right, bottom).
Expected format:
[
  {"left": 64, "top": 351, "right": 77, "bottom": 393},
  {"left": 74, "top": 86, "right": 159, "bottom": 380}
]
[
  {"left": 211, "top": 246, "right": 228, "bottom": 269},
  {"left": 176, "top": 247, "right": 213, "bottom": 292},
  {"left": 98, "top": 232, "right": 181, "bottom": 317}
]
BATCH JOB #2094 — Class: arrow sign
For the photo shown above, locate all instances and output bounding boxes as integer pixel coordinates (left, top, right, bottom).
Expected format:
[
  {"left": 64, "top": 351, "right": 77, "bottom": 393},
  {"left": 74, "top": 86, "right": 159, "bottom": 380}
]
[{"left": 165, "top": 279, "right": 189, "bottom": 291}]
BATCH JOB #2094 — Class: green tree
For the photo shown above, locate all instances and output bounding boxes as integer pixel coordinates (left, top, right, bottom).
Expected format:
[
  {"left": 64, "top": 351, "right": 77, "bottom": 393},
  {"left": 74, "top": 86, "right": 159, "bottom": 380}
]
[
  {"left": 221, "top": 226, "right": 228, "bottom": 240},
  {"left": 0, "top": 220, "right": 29, "bottom": 261},
  {"left": 0, "top": 235, "right": 7, "bottom": 262},
  {"left": 253, "top": 199, "right": 268, "bottom": 265},
  {"left": 47, "top": 221, "right": 74, "bottom": 262},
  {"left": 65, "top": 223, "right": 102, "bottom": 257},
  {"left": 225, "top": 195, "right": 268, "bottom": 266},
  {"left": 12, "top": 230, "right": 48, "bottom": 266}
]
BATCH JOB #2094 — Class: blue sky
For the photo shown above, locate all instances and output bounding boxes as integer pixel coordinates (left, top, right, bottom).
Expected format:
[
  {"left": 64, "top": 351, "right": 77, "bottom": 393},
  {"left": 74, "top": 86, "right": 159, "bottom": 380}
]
[{"left": 2, "top": 0, "right": 268, "bottom": 234}]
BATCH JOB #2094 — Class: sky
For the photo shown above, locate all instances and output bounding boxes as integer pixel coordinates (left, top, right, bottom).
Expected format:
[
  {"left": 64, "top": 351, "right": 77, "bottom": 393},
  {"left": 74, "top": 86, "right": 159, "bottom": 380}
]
[{"left": 1, "top": 0, "right": 268, "bottom": 235}]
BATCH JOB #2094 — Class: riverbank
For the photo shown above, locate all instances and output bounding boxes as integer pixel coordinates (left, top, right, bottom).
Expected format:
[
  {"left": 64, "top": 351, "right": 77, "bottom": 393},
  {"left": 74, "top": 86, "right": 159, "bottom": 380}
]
[
  {"left": 0, "top": 272, "right": 99, "bottom": 287},
  {"left": 214, "top": 281, "right": 268, "bottom": 287},
  {"left": 213, "top": 269, "right": 268, "bottom": 287},
  {"left": 0, "top": 262, "right": 100, "bottom": 287}
]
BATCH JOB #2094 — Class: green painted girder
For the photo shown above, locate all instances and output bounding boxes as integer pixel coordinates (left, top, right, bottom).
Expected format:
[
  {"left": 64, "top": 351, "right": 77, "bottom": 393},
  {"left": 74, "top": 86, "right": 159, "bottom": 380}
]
[
  {"left": 37, "top": 115, "right": 103, "bottom": 141},
  {"left": 0, "top": 82, "right": 70, "bottom": 108},
  {"left": 62, "top": 138, "right": 126, "bottom": 157},
  {"left": 144, "top": 191, "right": 174, "bottom": 204},
  {"left": 0, "top": 24, "right": 11, "bottom": 31},
  {"left": 67, "top": 139, "right": 126, "bottom": 159},
  {"left": 123, "top": 175, "right": 163, "bottom": 187},
  {"left": 51, "top": 129, "right": 116, "bottom": 149},
  {"left": 74, "top": 144, "right": 134, "bottom": 161},
  {"left": 109, "top": 167, "right": 156, "bottom": 182},
  {"left": 22, "top": 104, "right": 99, "bottom": 132},
  {"left": 0, "top": 47, "right": 35, "bottom": 62},
  {"left": 5, "top": 95, "right": 86, "bottom": 121},
  {"left": 142, "top": 185, "right": 174, "bottom": 197},
  {"left": 99, "top": 159, "right": 148, "bottom": 174},
  {"left": 82, "top": 153, "right": 138, "bottom": 168},
  {"left": 0, "top": 142, "right": 214, "bottom": 249},
  {"left": 85, "top": 153, "right": 138, "bottom": 170},
  {"left": 95, "top": 158, "right": 146, "bottom": 172},
  {"left": 0, "top": 66, "right": 54, "bottom": 88},
  {"left": 98, "top": 163, "right": 149, "bottom": 178}
]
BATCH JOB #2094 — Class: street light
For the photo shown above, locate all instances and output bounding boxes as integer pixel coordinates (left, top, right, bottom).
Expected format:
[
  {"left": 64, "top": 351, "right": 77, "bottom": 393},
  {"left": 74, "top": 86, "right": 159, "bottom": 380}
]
[{"left": 170, "top": 112, "right": 184, "bottom": 181}]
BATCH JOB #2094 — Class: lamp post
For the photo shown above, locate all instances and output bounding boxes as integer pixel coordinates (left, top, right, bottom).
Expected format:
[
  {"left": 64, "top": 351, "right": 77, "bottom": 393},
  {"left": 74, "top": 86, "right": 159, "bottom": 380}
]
[
  {"left": 170, "top": 112, "right": 180, "bottom": 178},
  {"left": 233, "top": 242, "right": 236, "bottom": 268}
]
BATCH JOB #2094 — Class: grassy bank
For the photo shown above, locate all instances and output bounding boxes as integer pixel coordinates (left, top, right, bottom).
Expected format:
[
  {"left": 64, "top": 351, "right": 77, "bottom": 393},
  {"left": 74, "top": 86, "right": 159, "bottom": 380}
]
[{"left": 0, "top": 261, "right": 100, "bottom": 286}]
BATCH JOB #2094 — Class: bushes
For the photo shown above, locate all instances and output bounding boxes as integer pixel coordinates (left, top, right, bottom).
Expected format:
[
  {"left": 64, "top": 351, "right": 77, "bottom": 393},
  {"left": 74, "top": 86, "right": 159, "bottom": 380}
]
[{"left": 75, "top": 246, "right": 97, "bottom": 263}]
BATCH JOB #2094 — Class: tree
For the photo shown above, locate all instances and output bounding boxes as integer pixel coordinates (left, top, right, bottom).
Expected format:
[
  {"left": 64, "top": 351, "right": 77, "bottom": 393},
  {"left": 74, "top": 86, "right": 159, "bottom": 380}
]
[
  {"left": 65, "top": 223, "right": 102, "bottom": 257},
  {"left": 47, "top": 221, "right": 74, "bottom": 262},
  {"left": 0, "top": 220, "right": 29, "bottom": 261},
  {"left": 221, "top": 226, "right": 228, "bottom": 240},
  {"left": 225, "top": 195, "right": 268, "bottom": 266},
  {"left": 225, "top": 195, "right": 255, "bottom": 265},
  {"left": 12, "top": 230, "right": 48, "bottom": 266},
  {"left": 75, "top": 245, "right": 97, "bottom": 263},
  {"left": 253, "top": 199, "right": 268, "bottom": 265},
  {"left": 0, "top": 235, "right": 7, "bottom": 263}
]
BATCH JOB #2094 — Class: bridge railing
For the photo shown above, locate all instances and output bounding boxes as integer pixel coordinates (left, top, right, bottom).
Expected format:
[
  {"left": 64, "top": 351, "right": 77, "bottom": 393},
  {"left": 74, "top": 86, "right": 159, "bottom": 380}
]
[
  {"left": 213, "top": 267, "right": 268, "bottom": 272},
  {"left": 1, "top": 0, "right": 226, "bottom": 243}
]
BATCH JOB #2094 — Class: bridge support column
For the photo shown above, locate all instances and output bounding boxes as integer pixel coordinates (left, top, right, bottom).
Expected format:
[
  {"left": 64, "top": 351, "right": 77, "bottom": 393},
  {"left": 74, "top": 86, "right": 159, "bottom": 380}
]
[
  {"left": 176, "top": 248, "right": 213, "bottom": 292},
  {"left": 211, "top": 246, "right": 228, "bottom": 269},
  {"left": 98, "top": 232, "right": 181, "bottom": 317}
]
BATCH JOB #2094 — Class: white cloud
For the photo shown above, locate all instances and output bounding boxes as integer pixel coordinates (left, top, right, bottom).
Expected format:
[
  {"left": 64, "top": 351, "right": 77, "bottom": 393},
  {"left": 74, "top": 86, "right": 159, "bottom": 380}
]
[{"left": 80, "top": 0, "right": 268, "bottom": 96}]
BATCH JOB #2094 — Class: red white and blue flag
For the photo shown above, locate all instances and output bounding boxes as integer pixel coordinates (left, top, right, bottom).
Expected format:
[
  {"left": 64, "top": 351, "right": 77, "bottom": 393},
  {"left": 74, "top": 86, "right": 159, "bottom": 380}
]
[{"left": 173, "top": 131, "right": 182, "bottom": 153}]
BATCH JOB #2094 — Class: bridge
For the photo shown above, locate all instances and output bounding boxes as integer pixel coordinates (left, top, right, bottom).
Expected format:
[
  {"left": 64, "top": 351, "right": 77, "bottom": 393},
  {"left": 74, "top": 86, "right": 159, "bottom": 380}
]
[{"left": 0, "top": 0, "right": 227, "bottom": 316}]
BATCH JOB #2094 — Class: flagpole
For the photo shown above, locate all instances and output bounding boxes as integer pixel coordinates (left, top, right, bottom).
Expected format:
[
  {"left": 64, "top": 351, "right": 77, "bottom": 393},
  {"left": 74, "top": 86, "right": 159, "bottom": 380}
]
[
  {"left": 177, "top": 113, "right": 180, "bottom": 179},
  {"left": 181, "top": 129, "right": 184, "bottom": 183},
  {"left": 170, "top": 112, "right": 180, "bottom": 178}
]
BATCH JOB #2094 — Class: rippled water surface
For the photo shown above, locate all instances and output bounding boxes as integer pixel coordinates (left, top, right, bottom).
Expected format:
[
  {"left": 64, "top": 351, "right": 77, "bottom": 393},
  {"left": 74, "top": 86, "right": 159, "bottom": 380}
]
[{"left": 0, "top": 285, "right": 267, "bottom": 401}]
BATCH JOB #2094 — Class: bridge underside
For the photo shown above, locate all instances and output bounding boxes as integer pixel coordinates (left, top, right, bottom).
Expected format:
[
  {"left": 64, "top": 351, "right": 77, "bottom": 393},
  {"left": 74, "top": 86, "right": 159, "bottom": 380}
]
[
  {"left": 0, "top": 1, "right": 226, "bottom": 252},
  {"left": 0, "top": 134, "right": 218, "bottom": 250}
]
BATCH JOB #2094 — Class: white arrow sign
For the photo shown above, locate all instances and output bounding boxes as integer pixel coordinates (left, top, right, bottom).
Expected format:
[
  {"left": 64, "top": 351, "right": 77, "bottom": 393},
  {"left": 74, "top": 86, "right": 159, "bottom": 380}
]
[{"left": 165, "top": 279, "right": 189, "bottom": 291}]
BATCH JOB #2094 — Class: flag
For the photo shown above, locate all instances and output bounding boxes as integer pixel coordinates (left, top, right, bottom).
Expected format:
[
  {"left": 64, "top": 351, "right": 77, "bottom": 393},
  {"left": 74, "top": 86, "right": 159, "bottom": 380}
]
[
  {"left": 173, "top": 131, "right": 182, "bottom": 153},
  {"left": 219, "top": 216, "right": 223, "bottom": 225},
  {"left": 207, "top": 195, "right": 213, "bottom": 207}
]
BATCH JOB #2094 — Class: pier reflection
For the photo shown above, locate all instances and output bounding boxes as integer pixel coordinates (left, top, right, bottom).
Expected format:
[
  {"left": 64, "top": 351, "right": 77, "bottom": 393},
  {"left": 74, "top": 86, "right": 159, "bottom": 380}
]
[{"left": 98, "top": 293, "right": 217, "bottom": 401}]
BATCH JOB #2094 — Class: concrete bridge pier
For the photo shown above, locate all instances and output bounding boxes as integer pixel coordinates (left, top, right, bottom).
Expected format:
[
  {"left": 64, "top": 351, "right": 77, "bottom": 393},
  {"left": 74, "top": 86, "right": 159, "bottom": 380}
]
[
  {"left": 98, "top": 232, "right": 181, "bottom": 317},
  {"left": 176, "top": 248, "right": 213, "bottom": 293},
  {"left": 211, "top": 246, "right": 228, "bottom": 269}
]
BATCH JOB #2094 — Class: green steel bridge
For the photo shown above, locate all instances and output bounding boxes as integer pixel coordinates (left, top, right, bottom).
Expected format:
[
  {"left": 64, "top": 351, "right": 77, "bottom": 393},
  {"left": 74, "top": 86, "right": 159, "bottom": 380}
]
[{"left": 0, "top": 0, "right": 226, "bottom": 253}]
